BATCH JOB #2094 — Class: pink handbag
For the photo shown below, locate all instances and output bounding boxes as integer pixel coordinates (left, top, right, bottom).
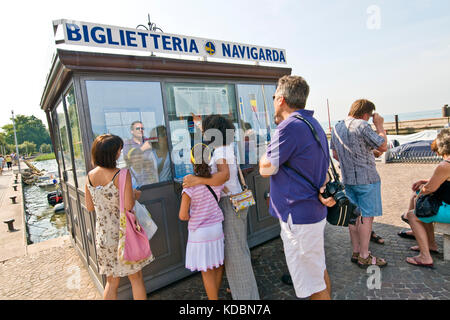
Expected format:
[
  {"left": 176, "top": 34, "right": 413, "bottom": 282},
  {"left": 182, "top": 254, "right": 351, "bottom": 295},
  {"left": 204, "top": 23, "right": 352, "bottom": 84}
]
[{"left": 117, "top": 169, "right": 152, "bottom": 264}]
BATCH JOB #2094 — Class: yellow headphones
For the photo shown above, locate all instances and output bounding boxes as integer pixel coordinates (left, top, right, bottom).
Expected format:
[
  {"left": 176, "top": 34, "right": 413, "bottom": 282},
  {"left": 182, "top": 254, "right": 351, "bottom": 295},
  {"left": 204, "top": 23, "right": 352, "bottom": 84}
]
[{"left": 190, "top": 143, "right": 212, "bottom": 164}]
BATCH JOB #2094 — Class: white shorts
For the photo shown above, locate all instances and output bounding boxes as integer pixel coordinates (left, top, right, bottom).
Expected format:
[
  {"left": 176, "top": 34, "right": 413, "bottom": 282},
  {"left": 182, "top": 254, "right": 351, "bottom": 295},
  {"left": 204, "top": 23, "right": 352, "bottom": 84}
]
[{"left": 280, "top": 215, "right": 327, "bottom": 298}]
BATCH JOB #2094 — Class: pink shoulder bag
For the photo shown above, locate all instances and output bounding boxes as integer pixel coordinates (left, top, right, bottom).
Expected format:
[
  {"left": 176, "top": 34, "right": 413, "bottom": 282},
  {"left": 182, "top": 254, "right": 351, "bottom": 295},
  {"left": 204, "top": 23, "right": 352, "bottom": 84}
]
[{"left": 117, "top": 169, "right": 152, "bottom": 264}]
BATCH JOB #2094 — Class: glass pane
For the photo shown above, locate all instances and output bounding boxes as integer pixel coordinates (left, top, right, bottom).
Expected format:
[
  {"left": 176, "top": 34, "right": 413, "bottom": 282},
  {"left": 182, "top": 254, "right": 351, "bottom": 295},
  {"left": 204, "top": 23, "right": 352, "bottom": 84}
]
[
  {"left": 52, "top": 111, "right": 65, "bottom": 181},
  {"left": 56, "top": 101, "right": 75, "bottom": 185},
  {"left": 86, "top": 80, "right": 171, "bottom": 188},
  {"left": 236, "top": 84, "right": 277, "bottom": 166},
  {"left": 165, "top": 83, "right": 240, "bottom": 181},
  {"left": 65, "top": 86, "right": 87, "bottom": 189}
]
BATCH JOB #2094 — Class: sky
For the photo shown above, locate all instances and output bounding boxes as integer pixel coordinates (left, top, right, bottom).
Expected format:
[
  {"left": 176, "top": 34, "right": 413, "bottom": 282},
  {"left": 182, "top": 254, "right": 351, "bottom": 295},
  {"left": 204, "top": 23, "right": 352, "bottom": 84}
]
[{"left": 1, "top": 0, "right": 449, "bottom": 130}]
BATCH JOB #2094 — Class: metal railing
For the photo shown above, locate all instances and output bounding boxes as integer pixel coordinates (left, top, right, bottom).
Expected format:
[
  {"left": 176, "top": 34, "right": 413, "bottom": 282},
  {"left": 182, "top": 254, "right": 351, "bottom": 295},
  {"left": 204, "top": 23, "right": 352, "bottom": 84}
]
[{"left": 386, "top": 150, "right": 443, "bottom": 164}]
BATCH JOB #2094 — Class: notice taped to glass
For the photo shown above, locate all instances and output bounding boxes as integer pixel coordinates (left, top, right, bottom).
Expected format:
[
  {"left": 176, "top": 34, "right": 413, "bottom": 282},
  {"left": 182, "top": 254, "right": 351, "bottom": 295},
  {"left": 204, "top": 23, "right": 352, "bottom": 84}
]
[{"left": 174, "top": 87, "right": 229, "bottom": 117}]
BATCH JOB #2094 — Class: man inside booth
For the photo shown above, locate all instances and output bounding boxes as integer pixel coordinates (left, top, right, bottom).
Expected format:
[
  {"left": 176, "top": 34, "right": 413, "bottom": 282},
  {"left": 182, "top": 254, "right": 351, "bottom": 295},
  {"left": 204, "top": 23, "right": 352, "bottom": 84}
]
[{"left": 123, "top": 120, "right": 159, "bottom": 188}]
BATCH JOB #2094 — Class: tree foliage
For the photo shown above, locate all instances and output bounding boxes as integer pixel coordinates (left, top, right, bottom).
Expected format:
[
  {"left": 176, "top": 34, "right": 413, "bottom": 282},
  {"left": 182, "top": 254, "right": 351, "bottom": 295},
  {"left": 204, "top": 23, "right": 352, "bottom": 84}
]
[
  {"left": 19, "top": 141, "right": 36, "bottom": 156},
  {"left": 1, "top": 115, "right": 51, "bottom": 153}
]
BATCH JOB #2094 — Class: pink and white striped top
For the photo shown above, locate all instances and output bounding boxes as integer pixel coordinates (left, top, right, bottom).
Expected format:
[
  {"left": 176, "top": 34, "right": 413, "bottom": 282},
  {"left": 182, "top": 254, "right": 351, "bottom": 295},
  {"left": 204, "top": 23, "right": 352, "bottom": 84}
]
[{"left": 182, "top": 184, "right": 224, "bottom": 231}]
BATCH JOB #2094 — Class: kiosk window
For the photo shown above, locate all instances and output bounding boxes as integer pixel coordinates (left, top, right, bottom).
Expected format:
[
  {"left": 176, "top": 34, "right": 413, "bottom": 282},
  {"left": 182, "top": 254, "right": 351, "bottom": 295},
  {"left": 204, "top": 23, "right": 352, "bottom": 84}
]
[
  {"left": 165, "top": 83, "right": 239, "bottom": 181},
  {"left": 56, "top": 101, "right": 75, "bottom": 185},
  {"left": 236, "top": 84, "right": 276, "bottom": 166},
  {"left": 65, "top": 86, "right": 87, "bottom": 189},
  {"left": 85, "top": 80, "right": 172, "bottom": 188}
]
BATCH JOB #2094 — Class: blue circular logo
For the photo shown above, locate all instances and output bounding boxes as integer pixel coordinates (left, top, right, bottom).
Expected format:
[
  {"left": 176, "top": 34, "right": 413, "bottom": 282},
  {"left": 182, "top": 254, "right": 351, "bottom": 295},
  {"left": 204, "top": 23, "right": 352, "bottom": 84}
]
[{"left": 205, "top": 41, "right": 216, "bottom": 56}]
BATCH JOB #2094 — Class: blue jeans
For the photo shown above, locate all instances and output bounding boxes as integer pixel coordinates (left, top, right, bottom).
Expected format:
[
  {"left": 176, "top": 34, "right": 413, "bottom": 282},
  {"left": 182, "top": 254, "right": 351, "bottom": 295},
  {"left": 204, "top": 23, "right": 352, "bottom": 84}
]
[{"left": 345, "top": 182, "right": 382, "bottom": 218}]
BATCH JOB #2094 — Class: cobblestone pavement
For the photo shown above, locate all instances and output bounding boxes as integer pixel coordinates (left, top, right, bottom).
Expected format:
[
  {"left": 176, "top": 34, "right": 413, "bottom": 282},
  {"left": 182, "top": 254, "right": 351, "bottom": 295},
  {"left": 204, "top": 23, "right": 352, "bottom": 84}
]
[
  {"left": 148, "top": 163, "right": 450, "bottom": 300},
  {"left": 1, "top": 163, "right": 449, "bottom": 300},
  {"left": 0, "top": 236, "right": 102, "bottom": 300}
]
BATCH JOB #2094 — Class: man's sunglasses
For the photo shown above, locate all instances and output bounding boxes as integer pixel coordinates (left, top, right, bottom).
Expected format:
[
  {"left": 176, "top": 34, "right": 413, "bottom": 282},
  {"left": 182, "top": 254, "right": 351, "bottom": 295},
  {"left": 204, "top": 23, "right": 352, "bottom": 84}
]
[{"left": 135, "top": 127, "right": 144, "bottom": 131}]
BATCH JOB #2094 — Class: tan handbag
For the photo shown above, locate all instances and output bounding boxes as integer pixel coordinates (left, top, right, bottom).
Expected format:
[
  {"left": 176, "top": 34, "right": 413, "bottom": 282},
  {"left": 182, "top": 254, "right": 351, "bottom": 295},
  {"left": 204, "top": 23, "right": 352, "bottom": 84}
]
[{"left": 229, "top": 164, "right": 256, "bottom": 213}]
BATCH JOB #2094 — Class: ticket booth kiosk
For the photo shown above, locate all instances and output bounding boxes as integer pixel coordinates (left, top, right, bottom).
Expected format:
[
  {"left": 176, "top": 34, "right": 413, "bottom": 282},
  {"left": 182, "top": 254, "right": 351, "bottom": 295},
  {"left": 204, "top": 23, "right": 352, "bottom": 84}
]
[{"left": 41, "top": 20, "right": 291, "bottom": 298}]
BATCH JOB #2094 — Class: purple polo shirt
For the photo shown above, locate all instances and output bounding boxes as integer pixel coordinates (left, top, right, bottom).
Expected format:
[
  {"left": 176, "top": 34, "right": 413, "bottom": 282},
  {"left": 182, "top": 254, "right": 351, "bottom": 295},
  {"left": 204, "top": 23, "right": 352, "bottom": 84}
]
[{"left": 266, "top": 110, "right": 329, "bottom": 224}]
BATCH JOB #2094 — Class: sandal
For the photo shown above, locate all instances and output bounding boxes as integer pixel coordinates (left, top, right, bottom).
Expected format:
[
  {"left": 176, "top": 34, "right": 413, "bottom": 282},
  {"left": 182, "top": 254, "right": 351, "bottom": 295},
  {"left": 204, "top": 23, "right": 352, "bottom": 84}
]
[
  {"left": 370, "top": 231, "right": 385, "bottom": 245},
  {"left": 410, "top": 246, "right": 439, "bottom": 255},
  {"left": 401, "top": 213, "right": 409, "bottom": 224},
  {"left": 406, "top": 256, "right": 434, "bottom": 269},
  {"left": 351, "top": 251, "right": 371, "bottom": 263},
  {"left": 357, "top": 254, "right": 387, "bottom": 268},
  {"left": 398, "top": 230, "right": 415, "bottom": 240}
]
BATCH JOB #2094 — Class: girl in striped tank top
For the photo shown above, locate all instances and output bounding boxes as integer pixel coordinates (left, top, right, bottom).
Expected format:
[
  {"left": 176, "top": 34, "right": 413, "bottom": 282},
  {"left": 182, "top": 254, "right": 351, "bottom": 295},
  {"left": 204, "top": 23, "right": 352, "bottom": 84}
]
[{"left": 179, "top": 143, "right": 225, "bottom": 300}]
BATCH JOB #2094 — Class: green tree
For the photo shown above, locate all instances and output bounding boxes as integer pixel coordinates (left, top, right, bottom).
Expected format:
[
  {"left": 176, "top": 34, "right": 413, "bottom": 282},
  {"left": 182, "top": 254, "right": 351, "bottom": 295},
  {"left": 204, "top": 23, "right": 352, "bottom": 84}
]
[
  {"left": 40, "top": 143, "right": 53, "bottom": 153},
  {"left": 1, "top": 115, "right": 51, "bottom": 151},
  {"left": 19, "top": 141, "right": 36, "bottom": 156}
]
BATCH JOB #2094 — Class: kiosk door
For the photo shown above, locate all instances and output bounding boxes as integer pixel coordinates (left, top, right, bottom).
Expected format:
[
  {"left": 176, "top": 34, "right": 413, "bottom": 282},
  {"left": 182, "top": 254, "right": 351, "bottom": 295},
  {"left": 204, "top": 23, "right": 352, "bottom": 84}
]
[{"left": 54, "top": 101, "right": 86, "bottom": 260}]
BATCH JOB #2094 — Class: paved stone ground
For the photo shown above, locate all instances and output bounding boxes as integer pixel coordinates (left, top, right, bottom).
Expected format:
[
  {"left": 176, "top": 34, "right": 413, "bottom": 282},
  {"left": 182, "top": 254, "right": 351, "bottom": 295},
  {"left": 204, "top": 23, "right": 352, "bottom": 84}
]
[
  {"left": 148, "top": 163, "right": 450, "bottom": 300},
  {"left": 0, "top": 163, "right": 449, "bottom": 300},
  {"left": 0, "top": 236, "right": 102, "bottom": 300}
]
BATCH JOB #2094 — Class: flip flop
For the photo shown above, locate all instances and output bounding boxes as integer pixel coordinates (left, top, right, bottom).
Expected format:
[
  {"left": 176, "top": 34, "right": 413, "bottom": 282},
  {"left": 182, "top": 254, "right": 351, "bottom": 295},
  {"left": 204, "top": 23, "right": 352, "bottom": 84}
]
[
  {"left": 401, "top": 213, "right": 409, "bottom": 224},
  {"left": 370, "top": 231, "right": 385, "bottom": 245},
  {"left": 409, "top": 246, "right": 439, "bottom": 254},
  {"left": 406, "top": 256, "right": 434, "bottom": 269},
  {"left": 398, "top": 230, "right": 415, "bottom": 240}
]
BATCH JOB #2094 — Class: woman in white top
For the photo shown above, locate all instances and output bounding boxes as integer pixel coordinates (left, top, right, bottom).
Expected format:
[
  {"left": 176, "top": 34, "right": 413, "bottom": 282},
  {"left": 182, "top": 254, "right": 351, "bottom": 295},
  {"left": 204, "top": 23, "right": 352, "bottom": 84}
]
[{"left": 183, "top": 115, "right": 260, "bottom": 300}]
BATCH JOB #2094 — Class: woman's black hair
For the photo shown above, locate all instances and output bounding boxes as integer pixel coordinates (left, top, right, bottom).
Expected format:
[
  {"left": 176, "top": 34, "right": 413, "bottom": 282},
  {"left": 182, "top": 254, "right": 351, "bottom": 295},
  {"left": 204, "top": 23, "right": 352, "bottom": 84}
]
[
  {"left": 202, "top": 115, "right": 235, "bottom": 146},
  {"left": 91, "top": 134, "right": 124, "bottom": 168}
]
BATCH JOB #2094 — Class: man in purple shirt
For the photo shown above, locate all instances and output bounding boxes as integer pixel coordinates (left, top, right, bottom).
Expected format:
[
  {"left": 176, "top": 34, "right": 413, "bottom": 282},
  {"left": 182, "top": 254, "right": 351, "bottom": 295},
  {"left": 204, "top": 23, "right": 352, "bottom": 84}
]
[{"left": 259, "top": 75, "right": 333, "bottom": 300}]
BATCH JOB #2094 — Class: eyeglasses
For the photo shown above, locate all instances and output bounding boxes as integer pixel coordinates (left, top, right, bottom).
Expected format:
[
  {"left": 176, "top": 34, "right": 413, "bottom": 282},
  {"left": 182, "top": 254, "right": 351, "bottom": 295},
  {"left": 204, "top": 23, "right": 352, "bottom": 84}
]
[
  {"left": 273, "top": 95, "right": 282, "bottom": 101},
  {"left": 135, "top": 127, "right": 144, "bottom": 131}
]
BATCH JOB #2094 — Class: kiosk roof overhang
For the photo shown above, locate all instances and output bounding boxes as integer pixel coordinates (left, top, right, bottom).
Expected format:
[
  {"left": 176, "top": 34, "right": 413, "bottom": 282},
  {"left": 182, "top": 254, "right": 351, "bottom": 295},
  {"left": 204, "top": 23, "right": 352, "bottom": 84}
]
[{"left": 40, "top": 49, "right": 291, "bottom": 112}]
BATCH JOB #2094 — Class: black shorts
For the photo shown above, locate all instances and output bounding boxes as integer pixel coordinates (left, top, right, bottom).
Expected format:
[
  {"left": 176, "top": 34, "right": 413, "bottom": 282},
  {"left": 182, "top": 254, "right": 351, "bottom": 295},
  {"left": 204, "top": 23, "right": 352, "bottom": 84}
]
[{"left": 7, "top": 162, "right": 12, "bottom": 168}]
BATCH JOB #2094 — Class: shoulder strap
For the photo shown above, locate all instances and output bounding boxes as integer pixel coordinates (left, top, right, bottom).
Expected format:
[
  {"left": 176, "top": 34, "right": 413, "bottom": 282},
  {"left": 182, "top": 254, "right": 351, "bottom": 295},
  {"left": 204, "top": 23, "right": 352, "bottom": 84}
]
[
  {"left": 284, "top": 161, "right": 320, "bottom": 192},
  {"left": 233, "top": 143, "right": 248, "bottom": 190},
  {"left": 118, "top": 169, "right": 128, "bottom": 212},
  {"left": 112, "top": 169, "right": 121, "bottom": 181},
  {"left": 290, "top": 114, "right": 340, "bottom": 180},
  {"left": 87, "top": 173, "right": 94, "bottom": 187},
  {"left": 291, "top": 114, "right": 327, "bottom": 157},
  {"left": 205, "top": 185, "right": 219, "bottom": 203}
]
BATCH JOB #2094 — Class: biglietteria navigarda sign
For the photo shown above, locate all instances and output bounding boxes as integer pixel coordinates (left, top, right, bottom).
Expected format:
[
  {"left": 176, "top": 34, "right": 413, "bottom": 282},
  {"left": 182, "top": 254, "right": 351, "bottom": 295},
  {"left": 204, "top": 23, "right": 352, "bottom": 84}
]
[{"left": 53, "top": 19, "right": 287, "bottom": 64}]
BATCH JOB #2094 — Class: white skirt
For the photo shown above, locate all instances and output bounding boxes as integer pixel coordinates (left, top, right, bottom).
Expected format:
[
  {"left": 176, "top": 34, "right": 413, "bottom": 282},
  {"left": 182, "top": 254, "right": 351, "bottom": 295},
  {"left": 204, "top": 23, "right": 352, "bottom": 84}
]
[{"left": 185, "top": 223, "right": 224, "bottom": 272}]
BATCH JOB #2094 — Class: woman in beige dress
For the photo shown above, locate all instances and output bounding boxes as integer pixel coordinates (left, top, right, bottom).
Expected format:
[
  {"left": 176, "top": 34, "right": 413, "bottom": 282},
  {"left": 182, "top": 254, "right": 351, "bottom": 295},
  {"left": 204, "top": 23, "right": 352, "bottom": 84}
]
[{"left": 85, "top": 134, "right": 153, "bottom": 300}]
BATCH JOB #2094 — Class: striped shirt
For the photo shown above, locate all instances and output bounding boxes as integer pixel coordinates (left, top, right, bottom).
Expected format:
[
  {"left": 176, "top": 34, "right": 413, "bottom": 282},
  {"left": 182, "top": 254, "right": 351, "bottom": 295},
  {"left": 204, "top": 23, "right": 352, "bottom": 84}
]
[
  {"left": 182, "top": 185, "right": 224, "bottom": 231},
  {"left": 330, "top": 117, "right": 385, "bottom": 185}
]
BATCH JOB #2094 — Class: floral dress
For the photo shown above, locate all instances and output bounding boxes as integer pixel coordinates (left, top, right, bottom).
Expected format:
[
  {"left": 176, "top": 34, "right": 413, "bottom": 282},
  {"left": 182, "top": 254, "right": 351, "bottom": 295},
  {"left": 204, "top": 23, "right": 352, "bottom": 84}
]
[{"left": 87, "top": 179, "right": 154, "bottom": 277}]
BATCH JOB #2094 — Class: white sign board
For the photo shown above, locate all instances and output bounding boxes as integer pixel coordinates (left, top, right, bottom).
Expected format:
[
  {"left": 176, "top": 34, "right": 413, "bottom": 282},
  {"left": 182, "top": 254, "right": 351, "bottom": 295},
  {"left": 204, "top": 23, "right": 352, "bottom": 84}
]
[
  {"left": 53, "top": 19, "right": 287, "bottom": 64},
  {"left": 173, "top": 87, "right": 229, "bottom": 117}
]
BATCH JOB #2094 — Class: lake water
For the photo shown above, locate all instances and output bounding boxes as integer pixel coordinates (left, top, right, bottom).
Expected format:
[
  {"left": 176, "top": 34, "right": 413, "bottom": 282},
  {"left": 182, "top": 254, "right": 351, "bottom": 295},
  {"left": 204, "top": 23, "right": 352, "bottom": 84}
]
[{"left": 24, "top": 159, "right": 68, "bottom": 244}]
